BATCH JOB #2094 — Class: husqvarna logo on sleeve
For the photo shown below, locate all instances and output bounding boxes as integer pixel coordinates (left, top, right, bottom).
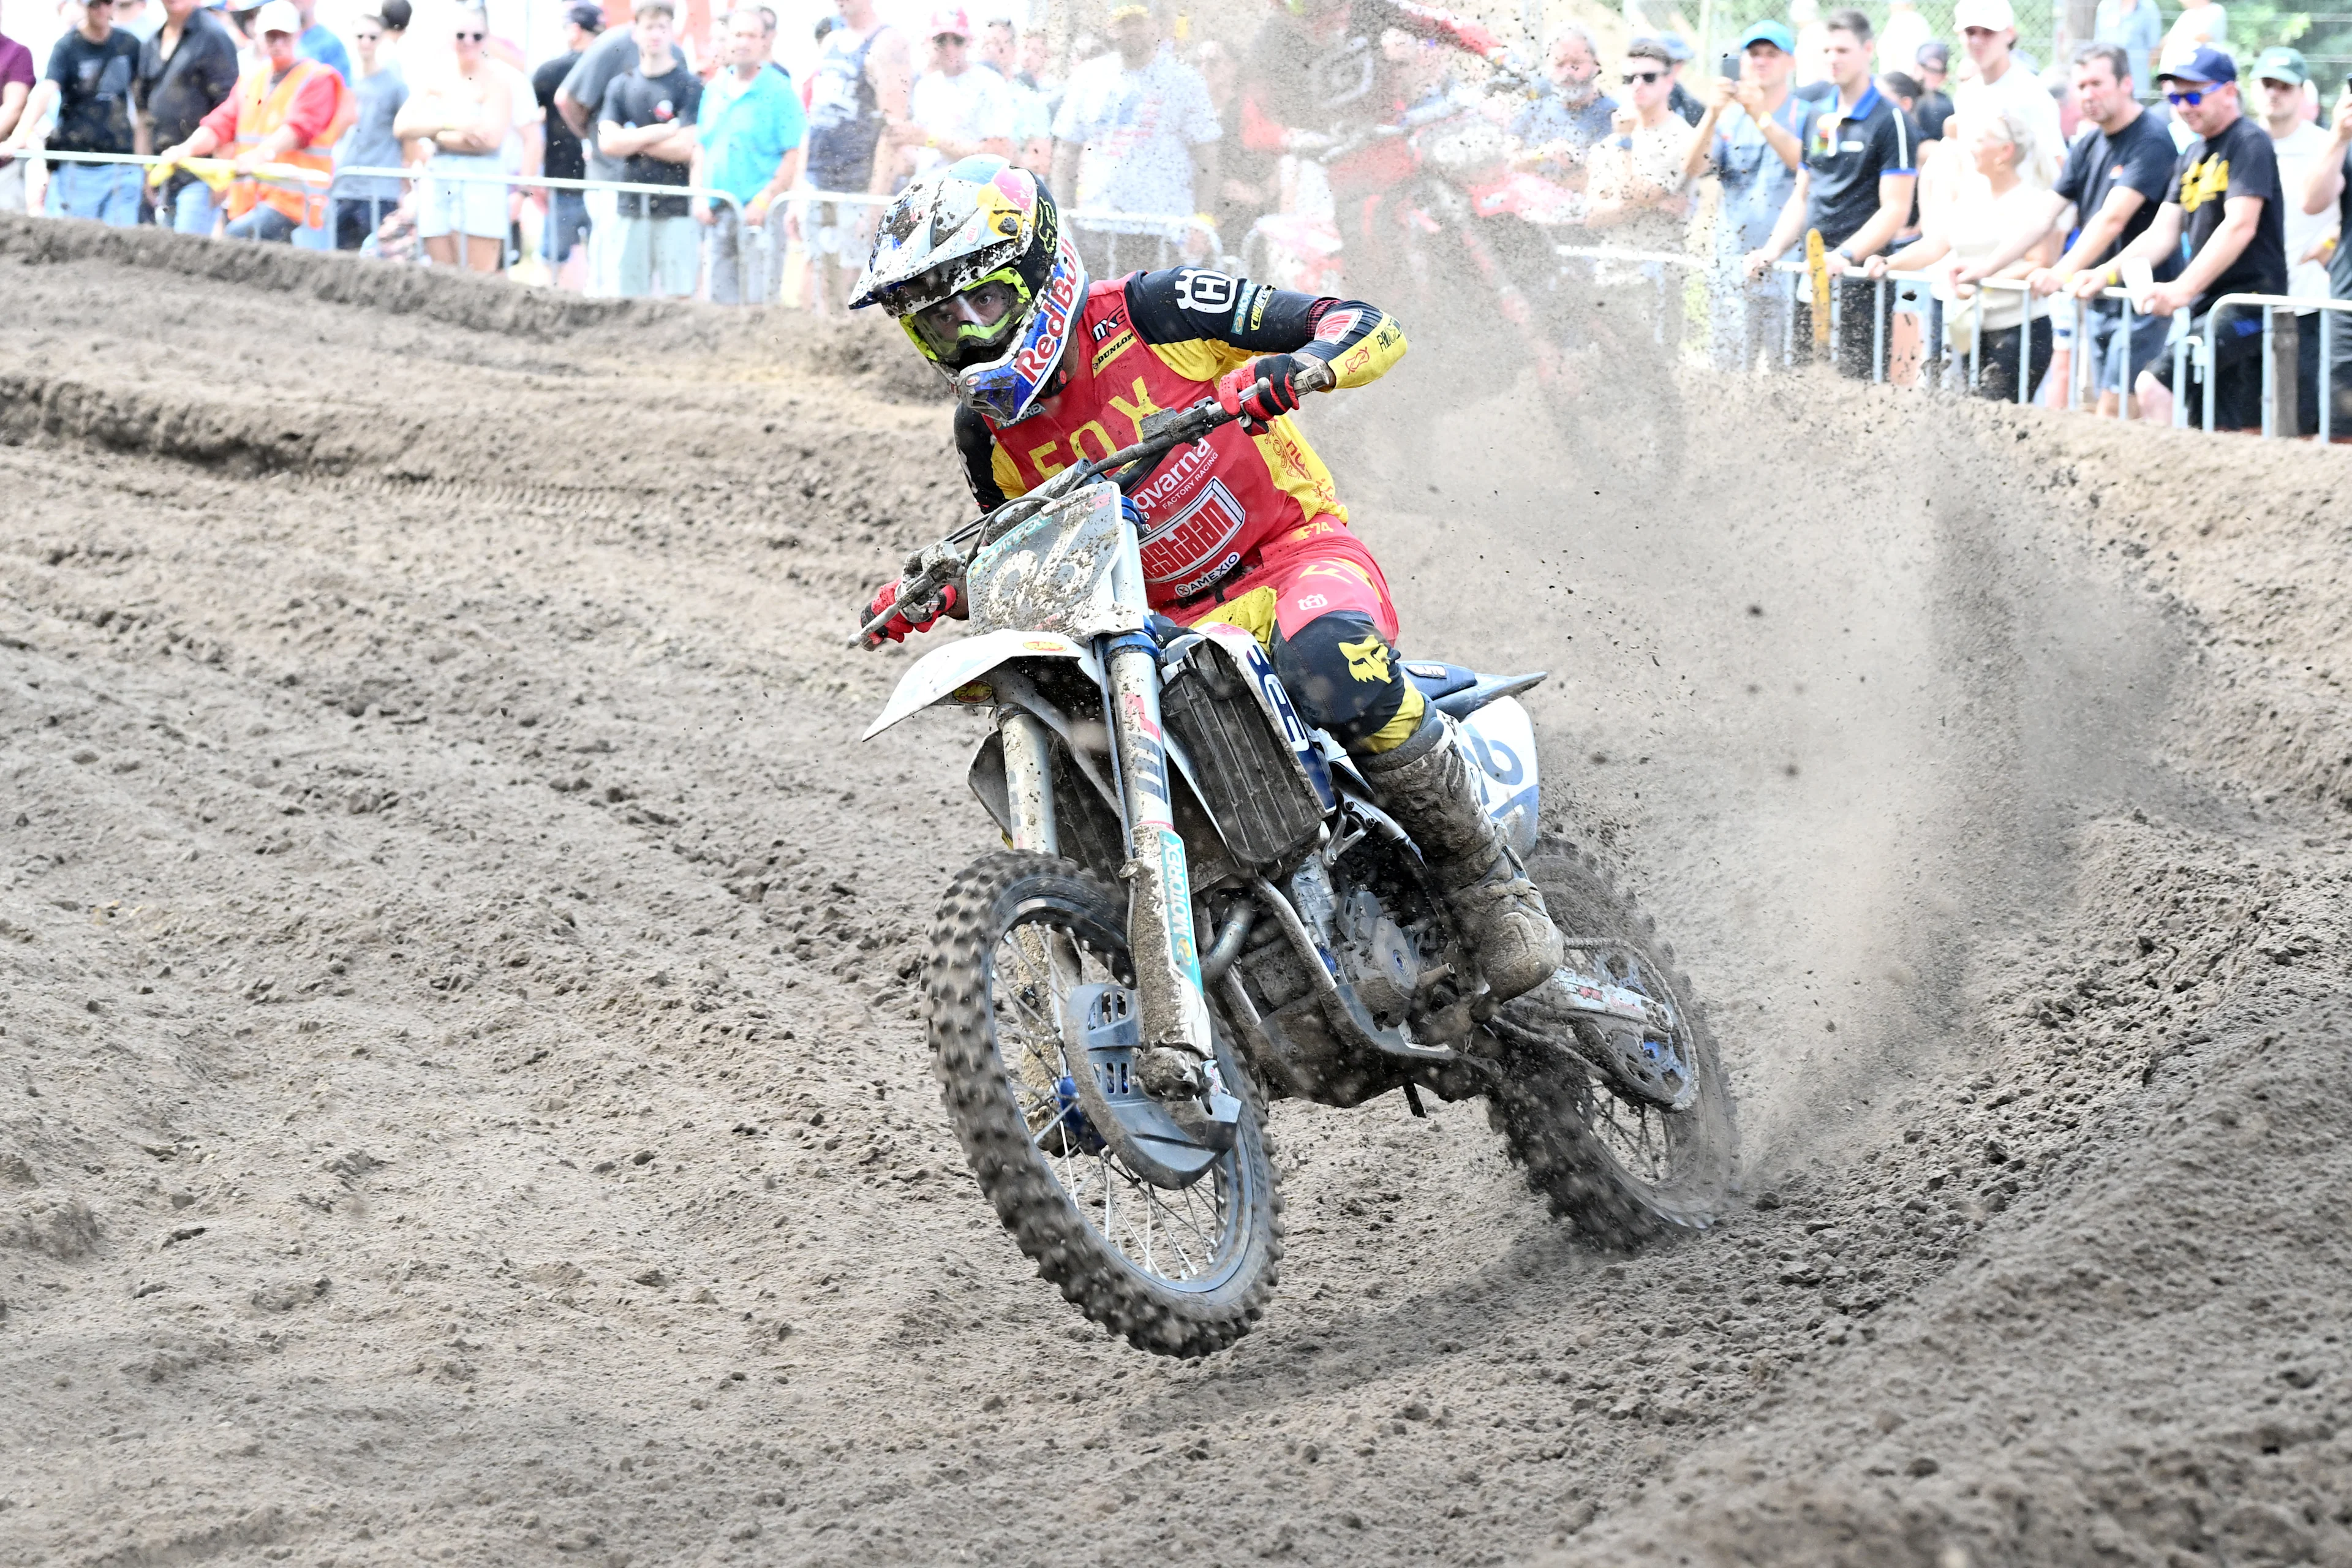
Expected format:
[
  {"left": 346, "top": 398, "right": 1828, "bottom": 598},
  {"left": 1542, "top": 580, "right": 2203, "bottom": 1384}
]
[{"left": 1174, "top": 271, "right": 1238, "bottom": 312}]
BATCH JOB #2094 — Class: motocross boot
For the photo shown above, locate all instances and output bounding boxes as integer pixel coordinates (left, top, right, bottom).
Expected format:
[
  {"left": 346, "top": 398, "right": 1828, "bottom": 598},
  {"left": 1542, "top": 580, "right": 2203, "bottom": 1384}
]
[{"left": 1359, "top": 712, "right": 1564, "bottom": 1003}]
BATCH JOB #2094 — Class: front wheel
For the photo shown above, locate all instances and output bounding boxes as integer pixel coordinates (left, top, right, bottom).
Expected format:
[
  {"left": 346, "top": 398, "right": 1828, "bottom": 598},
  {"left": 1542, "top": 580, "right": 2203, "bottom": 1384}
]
[
  {"left": 928, "top": 851, "right": 1283, "bottom": 1356},
  {"left": 1482, "top": 838, "right": 1737, "bottom": 1245}
]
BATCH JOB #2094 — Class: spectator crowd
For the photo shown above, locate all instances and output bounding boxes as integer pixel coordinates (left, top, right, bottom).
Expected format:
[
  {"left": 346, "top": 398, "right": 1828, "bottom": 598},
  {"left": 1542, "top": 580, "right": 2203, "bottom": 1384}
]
[{"left": 0, "top": 0, "right": 2343, "bottom": 434}]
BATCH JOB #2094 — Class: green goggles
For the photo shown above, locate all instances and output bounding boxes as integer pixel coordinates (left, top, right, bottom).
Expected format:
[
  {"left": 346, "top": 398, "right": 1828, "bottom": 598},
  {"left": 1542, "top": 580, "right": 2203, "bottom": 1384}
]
[{"left": 903, "top": 270, "right": 1030, "bottom": 364}]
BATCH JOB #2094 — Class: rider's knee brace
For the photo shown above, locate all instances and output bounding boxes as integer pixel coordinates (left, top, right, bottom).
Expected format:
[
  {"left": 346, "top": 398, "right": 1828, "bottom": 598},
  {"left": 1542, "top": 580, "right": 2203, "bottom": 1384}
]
[{"left": 1271, "top": 611, "right": 1425, "bottom": 756}]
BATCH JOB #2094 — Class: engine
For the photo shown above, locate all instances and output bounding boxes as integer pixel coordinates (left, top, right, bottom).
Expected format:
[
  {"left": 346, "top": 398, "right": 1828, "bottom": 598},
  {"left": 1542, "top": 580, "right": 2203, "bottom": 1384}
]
[{"left": 1334, "top": 888, "right": 1425, "bottom": 1027}]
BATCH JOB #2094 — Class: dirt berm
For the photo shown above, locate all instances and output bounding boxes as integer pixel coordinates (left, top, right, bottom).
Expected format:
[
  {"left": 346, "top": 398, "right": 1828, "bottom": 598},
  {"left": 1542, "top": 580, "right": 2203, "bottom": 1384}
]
[{"left": 2, "top": 214, "right": 2348, "bottom": 1568}]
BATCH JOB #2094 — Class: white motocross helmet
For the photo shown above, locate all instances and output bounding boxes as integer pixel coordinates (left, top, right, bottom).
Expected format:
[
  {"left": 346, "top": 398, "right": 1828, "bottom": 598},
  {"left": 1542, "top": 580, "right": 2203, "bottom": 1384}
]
[{"left": 850, "top": 154, "right": 1089, "bottom": 426}]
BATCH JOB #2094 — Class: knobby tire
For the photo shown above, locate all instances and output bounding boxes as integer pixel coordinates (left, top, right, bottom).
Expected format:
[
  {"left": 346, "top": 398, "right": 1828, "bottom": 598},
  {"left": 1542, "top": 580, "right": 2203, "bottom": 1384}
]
[
  {"left": 927, "top": 850, "right": 1284, "bottom": 1357},
  {"left": 1484, "top": 837, "right": 1738, "bottom": 1245}
]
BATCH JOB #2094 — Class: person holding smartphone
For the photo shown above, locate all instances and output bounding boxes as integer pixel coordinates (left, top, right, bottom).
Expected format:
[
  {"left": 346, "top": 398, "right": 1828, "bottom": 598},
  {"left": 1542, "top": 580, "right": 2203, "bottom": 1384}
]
[{"left": 1686, "top": 21, "right": 1809, "bottom": 371}]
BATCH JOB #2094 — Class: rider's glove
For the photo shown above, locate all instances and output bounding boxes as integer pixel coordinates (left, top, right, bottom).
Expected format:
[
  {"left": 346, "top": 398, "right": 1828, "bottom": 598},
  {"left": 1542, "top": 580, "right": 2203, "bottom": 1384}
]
[
  {"left": 1215, "top": 355, "right": 1306, "bottom": 434},
  {"left": 862, "top": 577, "right": 957, "bottom": 646}
]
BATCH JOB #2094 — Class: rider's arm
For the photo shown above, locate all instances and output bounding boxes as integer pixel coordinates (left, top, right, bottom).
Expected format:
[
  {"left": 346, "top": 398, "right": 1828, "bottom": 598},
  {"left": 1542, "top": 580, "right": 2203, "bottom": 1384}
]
[
  {"left": 1122, "top": 270, "right": 1408, "bottom": 390},
  {"left": 953, "top": 404, "right": 1022, "bottom": 511}
]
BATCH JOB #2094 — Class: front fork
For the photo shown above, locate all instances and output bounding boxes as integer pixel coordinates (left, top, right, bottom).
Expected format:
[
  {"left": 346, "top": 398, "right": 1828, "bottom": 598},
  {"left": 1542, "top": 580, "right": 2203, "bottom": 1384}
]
[
  {"left": 1101, "top": 635, "right": 1215, "bottom": 1060},
  {"left": 997, "top": 638, "right": 1215, "bottom": 1061}
]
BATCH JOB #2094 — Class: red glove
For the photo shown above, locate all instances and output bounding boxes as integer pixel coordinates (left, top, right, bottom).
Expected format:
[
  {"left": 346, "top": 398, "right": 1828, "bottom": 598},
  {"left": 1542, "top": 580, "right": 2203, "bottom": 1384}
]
[
  {"left": 862, "top": 578, "right": 957, "bottom": 646},
  {"left": 1215, "top": 355, "right": 1306, "bottom": 434}
]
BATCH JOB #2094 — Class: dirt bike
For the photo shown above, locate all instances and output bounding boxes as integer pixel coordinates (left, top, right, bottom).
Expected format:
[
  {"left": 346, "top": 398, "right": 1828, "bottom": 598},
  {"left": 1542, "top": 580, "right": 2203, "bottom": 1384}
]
[
  {"left": 1246, "top": 71, "right": 1593, "bottom": 381},
  {"left": 855, "top": 367, "right": 1735, "bottom": 1356}
]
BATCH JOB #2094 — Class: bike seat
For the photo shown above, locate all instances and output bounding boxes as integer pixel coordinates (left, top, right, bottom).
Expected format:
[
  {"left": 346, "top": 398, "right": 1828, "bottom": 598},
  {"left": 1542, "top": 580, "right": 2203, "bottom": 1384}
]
[{"left": 1402, "top": 660, "right": 1479, "bottom": 701}]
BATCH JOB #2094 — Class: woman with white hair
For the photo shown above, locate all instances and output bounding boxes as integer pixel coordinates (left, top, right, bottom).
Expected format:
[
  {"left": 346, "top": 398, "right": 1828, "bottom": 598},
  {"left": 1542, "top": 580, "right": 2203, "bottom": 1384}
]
[{"left": 1865, "top": 107, "right": 2059, "bottom": 400}]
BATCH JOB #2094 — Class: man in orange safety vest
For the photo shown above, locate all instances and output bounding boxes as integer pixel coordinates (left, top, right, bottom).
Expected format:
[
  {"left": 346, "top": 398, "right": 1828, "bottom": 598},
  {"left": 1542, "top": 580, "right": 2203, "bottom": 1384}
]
[{"left": 154, "top": 0, "right": 349, "bottom": 240}]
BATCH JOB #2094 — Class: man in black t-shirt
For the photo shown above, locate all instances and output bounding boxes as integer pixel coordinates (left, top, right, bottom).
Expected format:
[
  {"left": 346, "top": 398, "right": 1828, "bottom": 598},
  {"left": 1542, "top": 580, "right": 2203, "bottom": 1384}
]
[
  {"left": 135, "top": 0, "right": 240, "bottom": 234},
  {"left": 1950, "top": 43, "right": 2177, "bottom": 415},
  {"left": 0, "top": 0, "right": 145, "bottom": 225},
  {"left": 2107, "top": 47, "right": 2291, "bottom": 431},
  {"left": 533, "top": 3, "right": 598, "bottom": 272},
  {"left": 597, "top": 0, "right": 701, "bottom": 298},
  {"left": 1741, "top": 8, "right": 1917, "bottom": 377}
]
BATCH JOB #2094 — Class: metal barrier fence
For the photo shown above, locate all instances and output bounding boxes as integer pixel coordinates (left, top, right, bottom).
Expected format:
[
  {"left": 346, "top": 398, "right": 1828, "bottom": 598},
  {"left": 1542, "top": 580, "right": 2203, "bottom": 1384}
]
[
  {"left": 24, "top": 148, "right": 1218, "bottom": 301},
  {"left": 19, "top": 152, "right": 2344, "bottom": 439},
  {"left": 1748, "top": 262, "right": 2350, "bottom": 441},
  {"left": 29, "top": 148, "right": 760, "bottom": 298}
]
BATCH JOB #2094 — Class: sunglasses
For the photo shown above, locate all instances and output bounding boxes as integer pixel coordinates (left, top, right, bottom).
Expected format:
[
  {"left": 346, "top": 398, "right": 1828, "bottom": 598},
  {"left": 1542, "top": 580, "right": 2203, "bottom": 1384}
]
[
  {"left": 1621, "top": 69, "right": 1663, "bottom": 83},
  {"left": 455, "top": 28, "right": 484, "bottom": 39},
  {"left": 2163, "top": 86, "right": 2212, "bottom": 104}
]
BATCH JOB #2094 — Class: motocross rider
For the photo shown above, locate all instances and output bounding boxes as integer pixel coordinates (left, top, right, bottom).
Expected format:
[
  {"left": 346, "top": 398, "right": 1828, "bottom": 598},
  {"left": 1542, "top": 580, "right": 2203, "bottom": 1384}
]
[
  {"left": 852, "top": 154, "right": 1564, "bottom": 1017},
  {"left": 1239, "top": 0, "right": 1502, "bottom": 160}
]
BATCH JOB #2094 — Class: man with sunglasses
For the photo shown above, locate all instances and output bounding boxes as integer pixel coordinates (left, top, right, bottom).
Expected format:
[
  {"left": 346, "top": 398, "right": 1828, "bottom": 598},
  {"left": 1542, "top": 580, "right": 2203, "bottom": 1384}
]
[
  {"left": 2101, "top": 47, "right": 2291, "bottom": 430},
  {"left": 1587, "top": 37, "right": 1694, "bottom": 257},
  {"left": 853, "top": 155, "right": 1566, "bottom": 1010}
]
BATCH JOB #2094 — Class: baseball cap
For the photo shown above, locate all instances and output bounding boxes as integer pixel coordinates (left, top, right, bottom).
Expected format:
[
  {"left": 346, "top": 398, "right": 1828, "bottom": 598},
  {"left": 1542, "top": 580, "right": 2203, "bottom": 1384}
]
[
  {"left": 2157, "top": 44, "right": 2236, "bottom": 85},
  {"left": 253, "top": 0, "right": 301, "bottom": 34},
  {"left": 2252, "top": 45, "right": 2307, "bottom": 85},
  {"left": 1736, "top": 20, "right": 1796, "bottom": 53},
  {"left": 927, "top": 6, "right": 970, "bottom": 37},
  {"left": 1915, "top": 39, "right": 1948, "bottom": 69},
  {"left": 565, "top": 2, "right": 603, "bottom": 28},
  {"left": 1647, "top": 31, "right": 1693, "bottom": 61},
  {"left": 1951, "top": 0, "right": 2015, "bottom": 32}
]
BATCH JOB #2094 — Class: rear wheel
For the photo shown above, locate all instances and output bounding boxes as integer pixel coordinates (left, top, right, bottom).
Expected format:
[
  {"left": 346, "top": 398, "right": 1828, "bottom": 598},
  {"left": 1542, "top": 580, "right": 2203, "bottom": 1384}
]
[
  {"left": 1482, "top": 838, "right": 1736, "bottom": 1244},
  {"left": 929, "top": 851, "right": 1283, "bottom": 1356}
]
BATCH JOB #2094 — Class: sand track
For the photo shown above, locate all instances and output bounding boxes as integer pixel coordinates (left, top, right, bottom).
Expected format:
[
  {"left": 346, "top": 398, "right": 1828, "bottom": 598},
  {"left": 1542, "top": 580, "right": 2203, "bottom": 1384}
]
[{"left": 3, "top": 216, "right": 2350, "bottom": 1568}]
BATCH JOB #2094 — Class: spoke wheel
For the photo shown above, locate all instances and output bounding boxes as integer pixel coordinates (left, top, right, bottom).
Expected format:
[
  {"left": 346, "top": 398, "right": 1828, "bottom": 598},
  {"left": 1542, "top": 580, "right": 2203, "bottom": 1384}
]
[
  {"left": 930, "top": 851, "right": 1282, "bottom": 1355},
  {"left": 1483, "top": 839, "right": 1737, "bottom": 1244}
]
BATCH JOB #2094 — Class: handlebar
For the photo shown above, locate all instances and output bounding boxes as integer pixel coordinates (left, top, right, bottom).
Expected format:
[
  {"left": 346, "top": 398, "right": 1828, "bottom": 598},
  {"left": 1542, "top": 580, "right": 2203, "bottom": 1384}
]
[{"left": 850, "top": 358, "right": 1336, "bottom": 647}]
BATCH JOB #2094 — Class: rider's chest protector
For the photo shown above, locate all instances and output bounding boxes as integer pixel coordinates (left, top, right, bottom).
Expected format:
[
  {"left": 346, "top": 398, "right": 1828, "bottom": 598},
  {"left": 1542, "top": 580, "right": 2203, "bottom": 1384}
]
[{"left": 983, "top": 279, "right": 1352, "bottom": 603}]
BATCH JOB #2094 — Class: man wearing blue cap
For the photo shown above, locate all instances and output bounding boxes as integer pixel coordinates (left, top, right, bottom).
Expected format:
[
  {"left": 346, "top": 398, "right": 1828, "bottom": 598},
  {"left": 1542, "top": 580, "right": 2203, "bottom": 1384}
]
[
  {"left": 2101, "top": 45, "right": 2293, "bottom": 429},
  {"left": 1686, "top": 20, "right": 1809, "bottom": 369}
]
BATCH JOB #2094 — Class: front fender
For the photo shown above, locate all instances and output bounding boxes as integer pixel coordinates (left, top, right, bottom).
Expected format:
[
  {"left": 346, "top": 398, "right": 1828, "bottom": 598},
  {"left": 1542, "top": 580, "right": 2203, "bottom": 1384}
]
[{"left": 859, "top": 629, "right": 1102, "bottom": 741}]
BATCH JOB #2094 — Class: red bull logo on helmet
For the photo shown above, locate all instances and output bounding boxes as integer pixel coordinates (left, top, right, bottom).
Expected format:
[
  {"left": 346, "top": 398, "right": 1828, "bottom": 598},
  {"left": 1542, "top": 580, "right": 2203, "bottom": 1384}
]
[{"left": 1011, "top": 259, "right": 1080, "bottom": 385}]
